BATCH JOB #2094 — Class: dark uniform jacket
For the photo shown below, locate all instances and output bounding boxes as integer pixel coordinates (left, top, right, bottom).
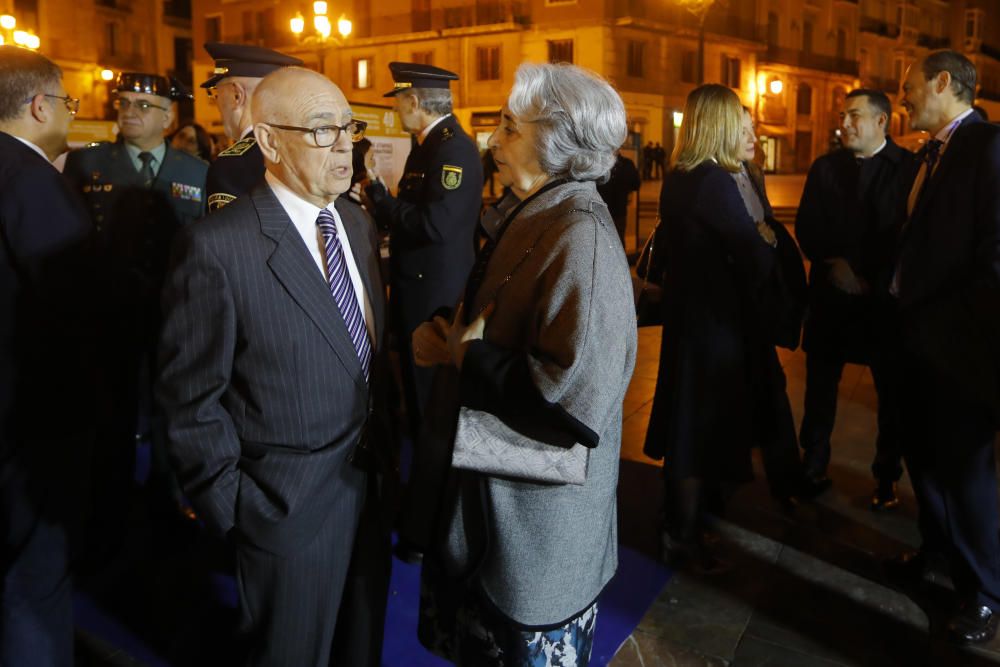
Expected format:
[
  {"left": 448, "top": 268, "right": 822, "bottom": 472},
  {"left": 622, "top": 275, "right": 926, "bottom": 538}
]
[
  {"left": 63, "top": 139, "right": 207, "bottom": 344},
  {"left": 206, "top": 131, "right": 264, "bottom": 212},
  {"left": 365, "top": 114, "right": 482, "bottom": 336},
  {"left": 795, "top": 139, "right": 910, "bottom": 361}
]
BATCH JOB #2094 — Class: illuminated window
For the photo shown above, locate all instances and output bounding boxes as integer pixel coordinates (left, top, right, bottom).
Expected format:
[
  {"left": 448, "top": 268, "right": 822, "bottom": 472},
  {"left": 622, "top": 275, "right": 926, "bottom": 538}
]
[{"left": 354, "top": 57, "right": 372, "bottom": 89}]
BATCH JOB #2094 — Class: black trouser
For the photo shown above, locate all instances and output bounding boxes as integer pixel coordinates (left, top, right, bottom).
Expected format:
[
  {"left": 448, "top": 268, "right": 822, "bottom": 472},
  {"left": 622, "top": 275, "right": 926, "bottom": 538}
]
[
  {"left": 899, "top": 355, "right": 1000, "bottom": 610},
  {"left": 799, "top": 348, "right": 903, "bottom": 481}
]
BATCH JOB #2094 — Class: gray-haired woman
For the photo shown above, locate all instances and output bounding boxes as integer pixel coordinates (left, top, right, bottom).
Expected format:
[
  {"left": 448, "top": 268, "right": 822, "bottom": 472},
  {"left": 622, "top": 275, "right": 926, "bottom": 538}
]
[{"left": 407, "top": 62, "right": 637, "bottom": 666}]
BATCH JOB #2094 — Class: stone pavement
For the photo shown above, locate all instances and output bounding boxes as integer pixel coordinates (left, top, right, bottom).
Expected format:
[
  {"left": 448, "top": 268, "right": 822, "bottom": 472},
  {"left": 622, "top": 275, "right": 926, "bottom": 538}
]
[{"left": 608, "top": 326, "right": 1000, "bottom": 666}]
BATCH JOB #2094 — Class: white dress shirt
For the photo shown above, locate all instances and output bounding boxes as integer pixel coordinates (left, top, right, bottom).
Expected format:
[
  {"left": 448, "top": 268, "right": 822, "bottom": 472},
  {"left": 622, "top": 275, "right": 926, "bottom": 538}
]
[{"left": 265, "top": 171, "right": 376, "bottom": 347}]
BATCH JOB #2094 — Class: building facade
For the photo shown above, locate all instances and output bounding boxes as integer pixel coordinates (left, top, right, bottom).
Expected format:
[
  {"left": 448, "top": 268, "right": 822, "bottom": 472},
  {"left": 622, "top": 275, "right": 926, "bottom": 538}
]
[
  {"left": 1, "top": 0, "right": 193, "bottom": 126},
  {"left": 185, "top": 0, "right": 1000, "bottom": 172}
]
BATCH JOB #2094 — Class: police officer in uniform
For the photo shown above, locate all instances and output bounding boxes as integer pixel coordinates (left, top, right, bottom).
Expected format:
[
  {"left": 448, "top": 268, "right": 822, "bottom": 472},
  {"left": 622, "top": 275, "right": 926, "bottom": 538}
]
[
  {"left": 364, "top": 62, "right": 482, "bottom": 436},
  {"left": 63, "top": 73, "right": 207, "bottom": 539},
  {"left": 201, "top": 42, "right": 302, "bottom": 211}
]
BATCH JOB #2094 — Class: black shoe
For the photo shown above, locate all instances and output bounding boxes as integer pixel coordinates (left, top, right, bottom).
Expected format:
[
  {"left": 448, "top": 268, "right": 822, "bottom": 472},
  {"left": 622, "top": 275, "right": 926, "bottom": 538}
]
[
  {"left": 871, "top": 479, "right": 900, "bottom": 511},
  {"left": 798, "top": 473, "right": 832, "bottom": 500},
  {"left": 947, "top": 605, "right": 999, "bottom": 645},
  {"left": 883, "top": 550, "right": 946, "bottom": 586}
]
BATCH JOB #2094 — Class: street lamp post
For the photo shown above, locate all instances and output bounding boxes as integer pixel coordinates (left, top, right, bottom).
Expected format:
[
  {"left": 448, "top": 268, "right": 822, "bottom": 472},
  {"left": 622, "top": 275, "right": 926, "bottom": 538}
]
[
  {"left": 676, "top": 0, "right": 716, "bottom": 85},
  {"left": 290, "top": 1, "right": 351, "bottom": 76}
]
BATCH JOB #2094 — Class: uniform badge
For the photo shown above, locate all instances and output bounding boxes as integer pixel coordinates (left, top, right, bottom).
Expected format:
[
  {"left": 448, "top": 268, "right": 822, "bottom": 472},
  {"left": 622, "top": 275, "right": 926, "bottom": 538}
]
[
  {"left": 171, "top": 182, "right": 204, "bottom": 203},
  {"left": 218, "top": 137, "right": 256, "bottom": 157},
  {"left": 207, "top": 193, "right": 237, "bottom": 211},
  {"left": 442, "top": 165, "right": 463, "bottom": 190},
  {"left": 441, "top": 127, "right": 454, "bottom": 141}
]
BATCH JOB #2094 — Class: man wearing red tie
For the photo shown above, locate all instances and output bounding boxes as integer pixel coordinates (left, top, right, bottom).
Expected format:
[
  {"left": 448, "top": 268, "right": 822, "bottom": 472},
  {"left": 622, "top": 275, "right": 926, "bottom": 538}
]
[{"left": 888, "top": 50, "right": 1000, "bottom": 645}]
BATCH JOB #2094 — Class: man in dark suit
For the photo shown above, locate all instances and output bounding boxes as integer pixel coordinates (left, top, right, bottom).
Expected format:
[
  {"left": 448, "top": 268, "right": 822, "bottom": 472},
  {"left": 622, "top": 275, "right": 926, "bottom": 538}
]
[
  {"left": 0, "top": 46, "right": 92, "bottom": 666},
  {"left": 63, "top": 72, "right": 208, "bottom": 538},
  {"left": 201, "top": 42, "right": 302, "bottom": 212},
  {"left": 158, "top": 66, "right": 389, "bottom": 666},
  {"left": 889, "top": 50, "right": 1000, "bottom": 644},
  {"left": 364, "top": 62, "right": 482, "bottom": 437},
  {"left": 795, "top": 89, "right": 910, "bottom": 507},
  {"left": 597, "top": 152, "right": 641, "bottom": 246}
]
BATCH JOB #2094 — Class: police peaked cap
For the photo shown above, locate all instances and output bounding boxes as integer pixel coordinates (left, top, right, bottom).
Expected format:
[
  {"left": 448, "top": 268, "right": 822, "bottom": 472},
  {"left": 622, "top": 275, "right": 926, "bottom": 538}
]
[
  {"left": 201, "top": 42, "right": 304, "bottom": 88},
  {"left": 384, "top": 61, "right": 458, "bottom": 97},
  {"left": 114, "top": 72, "right": 192, "bottom": 101}
]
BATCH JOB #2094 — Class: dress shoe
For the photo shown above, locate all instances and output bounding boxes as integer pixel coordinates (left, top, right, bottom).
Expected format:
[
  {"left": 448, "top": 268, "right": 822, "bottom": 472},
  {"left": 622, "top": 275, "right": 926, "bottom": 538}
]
[
  {"left": 870, "top": 479, "right": 900, "bottom": 511},
  {"left": 948, "top": 604, "right": 999, "bottom": 645},
  {"left": 883, "top": 550, "right": 946, "bottom": 586},
  {"left": 798, "top": 473, "right": 832, "bottom": 500}
]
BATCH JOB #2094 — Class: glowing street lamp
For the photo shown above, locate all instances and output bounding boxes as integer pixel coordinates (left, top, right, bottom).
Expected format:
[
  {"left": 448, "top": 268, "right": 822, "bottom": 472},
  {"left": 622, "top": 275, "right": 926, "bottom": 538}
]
[
  {"left": 101, "top": 68, "right": 115, "bottom": 82},
  {"left": 290, "top": 3, "right": 351, "bottom": 75},
  {"left": 0, "top": 15, "right": 16, "bottom": 30}
]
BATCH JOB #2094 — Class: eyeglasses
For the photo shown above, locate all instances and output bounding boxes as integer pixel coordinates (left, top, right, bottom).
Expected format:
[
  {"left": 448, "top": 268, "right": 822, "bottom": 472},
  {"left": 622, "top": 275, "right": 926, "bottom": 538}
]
[
  {"left": 23, "top": 93, "right": 80, "bottom": 115},
  {"left": 264, "top": 119, "right": 368, "bottom": 147},
  {"left": 114, "top": 98, "right": 169, "bottom": 113}
]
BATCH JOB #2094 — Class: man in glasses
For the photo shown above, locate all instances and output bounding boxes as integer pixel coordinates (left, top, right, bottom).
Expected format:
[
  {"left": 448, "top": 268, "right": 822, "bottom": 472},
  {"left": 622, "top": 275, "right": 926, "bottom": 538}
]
[
  {"left": 0, "top": 45, "right": 93, "bottom": 666},
  {"left": 158, "top": 66, "right": 390, "bottom": 667},
  {"left": 363, "top": 61, "right": 482, "bottom": 443},
  {"left": 201, "top": 42, "right": 302, "bottom": 212},
  {"left": 62, "top": 72, "right": 209, "bottom": 551}
]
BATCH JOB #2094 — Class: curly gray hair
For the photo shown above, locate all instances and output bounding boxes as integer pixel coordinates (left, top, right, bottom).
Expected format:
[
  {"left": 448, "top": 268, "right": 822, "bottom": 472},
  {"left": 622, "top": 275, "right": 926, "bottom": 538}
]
[{"left": 507, "top": 62, "right": 627, "bottom": 182}]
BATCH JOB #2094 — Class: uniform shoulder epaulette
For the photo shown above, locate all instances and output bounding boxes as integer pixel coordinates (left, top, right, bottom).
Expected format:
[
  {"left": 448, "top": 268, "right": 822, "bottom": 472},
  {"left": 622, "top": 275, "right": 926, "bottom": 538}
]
[
  {"left": 219, "top": 137, "right": 257, "bottom": 157},
  {"left": 84, "top": 141, "right": 109, "bottom": 148}
]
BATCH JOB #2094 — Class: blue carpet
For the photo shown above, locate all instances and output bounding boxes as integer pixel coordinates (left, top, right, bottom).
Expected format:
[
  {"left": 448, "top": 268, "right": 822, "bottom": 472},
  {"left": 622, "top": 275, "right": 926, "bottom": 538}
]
[
  {"left": 75, "top": 542, "right": 668, "bottom": 666},
  {"left": 378, "top": 544, "right": 670, "bottom": 666}
]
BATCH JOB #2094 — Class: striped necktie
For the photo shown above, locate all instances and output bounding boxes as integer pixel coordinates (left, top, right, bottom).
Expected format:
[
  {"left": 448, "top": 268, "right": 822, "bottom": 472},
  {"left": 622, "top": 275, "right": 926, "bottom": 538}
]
[{"left": 316, "top": 208, "right": 371, "bottom": 382}]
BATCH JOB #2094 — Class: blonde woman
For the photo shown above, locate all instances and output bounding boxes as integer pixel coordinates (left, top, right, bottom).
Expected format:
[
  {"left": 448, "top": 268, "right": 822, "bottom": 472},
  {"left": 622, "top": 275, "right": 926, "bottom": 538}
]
[{"left": 642, "top": 84, "right": 806, "bottom": 572}]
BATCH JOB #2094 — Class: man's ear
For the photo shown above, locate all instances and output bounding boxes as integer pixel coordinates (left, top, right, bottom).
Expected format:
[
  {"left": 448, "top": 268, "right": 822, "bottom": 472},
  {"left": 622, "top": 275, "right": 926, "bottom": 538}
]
[
  {"left": 27, "top": 94, "right": 50, "bottom": 124},
  {"left": 935, "top": 70, "right": 952, "bottom": 95},
  {"left": 255, "top": 122, "right": 279, "bottom": 163},
  {"left": 233, "top": 81, "right": 247, "bottom": 108},
  {"left": 163, "top": 104, "right": 176, "bottom": 132}
]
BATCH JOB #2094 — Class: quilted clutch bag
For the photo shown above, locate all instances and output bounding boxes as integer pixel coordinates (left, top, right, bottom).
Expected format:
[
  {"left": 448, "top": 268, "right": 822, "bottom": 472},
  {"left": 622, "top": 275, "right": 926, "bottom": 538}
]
[{"left": 452, "top": 406, "right": 589, "bottom": 485}]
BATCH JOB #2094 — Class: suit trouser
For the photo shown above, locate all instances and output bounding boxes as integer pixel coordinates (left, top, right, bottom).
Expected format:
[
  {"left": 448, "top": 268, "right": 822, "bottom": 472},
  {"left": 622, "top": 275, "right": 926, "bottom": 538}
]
[
  {"left": 0, "top": 472, "right": 73, "bottom": 667},
  {"left": 236, "top": 495, "right": 364, "bottom": 666},
  {"left": 900, "top": 358, "right": 1000, "bottom": 610},
  {"left": 799, "top": 349, "right": 903, "bottom": 481}
]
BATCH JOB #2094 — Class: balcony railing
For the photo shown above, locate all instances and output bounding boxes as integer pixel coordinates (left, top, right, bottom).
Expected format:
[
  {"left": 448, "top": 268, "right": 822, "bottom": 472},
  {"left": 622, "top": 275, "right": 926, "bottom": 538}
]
[
  {"left": 164, "top": 0, "right": 190, "bottom": 20},
  {"left": 762, "top": 45, "right": 859, "bottom": 76},
  {"left": 916, "top": 33, "right": 949, "bottom": 49},
  {"left": 357, "top": 2, "right": 527, "bottom": 38},
  {"left": 859, "top": 16, "right": 900, "bottom": 38},
  {"left": 677, "top": 11, "right": 760, "bottom": 42}
]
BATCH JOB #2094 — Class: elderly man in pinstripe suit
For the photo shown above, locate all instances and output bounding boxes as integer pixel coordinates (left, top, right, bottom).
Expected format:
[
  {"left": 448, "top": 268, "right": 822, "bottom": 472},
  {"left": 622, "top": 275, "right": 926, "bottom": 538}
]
[{"left": 157, "top": 67, "right": 390, "bottom": 666}]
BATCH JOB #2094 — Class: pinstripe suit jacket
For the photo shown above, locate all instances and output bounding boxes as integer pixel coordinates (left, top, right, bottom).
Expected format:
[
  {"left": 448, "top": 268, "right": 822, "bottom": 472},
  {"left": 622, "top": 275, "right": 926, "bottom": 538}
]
[{"left": 156, "top": 183, "right": 386, "bottom": 555}]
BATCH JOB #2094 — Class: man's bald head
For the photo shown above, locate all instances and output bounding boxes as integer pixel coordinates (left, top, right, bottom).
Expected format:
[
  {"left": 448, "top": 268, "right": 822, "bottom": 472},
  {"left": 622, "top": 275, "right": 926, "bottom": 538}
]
[{"left": 253, "top": 68, "right": 356, "bottom": 208}]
